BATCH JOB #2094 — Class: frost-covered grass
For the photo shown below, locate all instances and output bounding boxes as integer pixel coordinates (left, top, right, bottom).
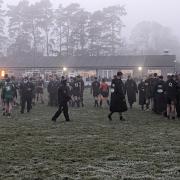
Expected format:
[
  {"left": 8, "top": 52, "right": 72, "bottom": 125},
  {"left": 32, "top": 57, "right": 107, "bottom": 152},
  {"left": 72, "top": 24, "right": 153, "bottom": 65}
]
[{"left": 0, "top": 90, "right": 180, "bottom": 179}]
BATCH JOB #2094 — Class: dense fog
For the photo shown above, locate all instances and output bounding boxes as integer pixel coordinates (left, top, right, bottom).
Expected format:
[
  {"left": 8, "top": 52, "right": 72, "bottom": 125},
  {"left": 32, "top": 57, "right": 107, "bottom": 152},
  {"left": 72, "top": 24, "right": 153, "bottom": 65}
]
[{"left": 0, "top": 0, "right": 179, "bottom": 59}]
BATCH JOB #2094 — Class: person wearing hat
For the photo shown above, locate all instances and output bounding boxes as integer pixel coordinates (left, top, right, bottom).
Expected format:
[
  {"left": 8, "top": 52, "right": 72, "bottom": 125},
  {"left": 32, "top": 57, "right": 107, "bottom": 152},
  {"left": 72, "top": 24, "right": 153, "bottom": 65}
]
[
  {"left": 108, "top": 72, "right": 128, "bottom": 121},
  {"left": 52, "top": 79, "right": 71, "bottom": 122},
  {"left": 153, "top": 76, "right": 166, "bottom": 114}
]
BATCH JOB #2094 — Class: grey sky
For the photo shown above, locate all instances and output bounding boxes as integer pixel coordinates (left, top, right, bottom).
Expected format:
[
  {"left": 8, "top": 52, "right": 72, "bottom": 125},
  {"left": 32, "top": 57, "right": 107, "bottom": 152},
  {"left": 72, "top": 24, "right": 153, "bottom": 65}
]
[{"left": 5, "top": 0, "right": 180, "bottom": 40}]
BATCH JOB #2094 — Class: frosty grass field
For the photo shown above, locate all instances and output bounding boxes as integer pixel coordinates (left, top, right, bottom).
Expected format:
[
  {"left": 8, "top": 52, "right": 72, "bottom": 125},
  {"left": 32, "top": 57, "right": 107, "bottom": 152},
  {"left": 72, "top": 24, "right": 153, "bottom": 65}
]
[{"left": 0, "top": 90, "right": 180, "bottom": 180}]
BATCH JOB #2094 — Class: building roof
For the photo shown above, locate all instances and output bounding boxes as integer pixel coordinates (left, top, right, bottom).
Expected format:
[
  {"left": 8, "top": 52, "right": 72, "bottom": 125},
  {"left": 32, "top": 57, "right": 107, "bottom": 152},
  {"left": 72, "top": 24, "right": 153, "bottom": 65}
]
[{"left": 0, "top": 55, "right": 176, "bottom": 69}]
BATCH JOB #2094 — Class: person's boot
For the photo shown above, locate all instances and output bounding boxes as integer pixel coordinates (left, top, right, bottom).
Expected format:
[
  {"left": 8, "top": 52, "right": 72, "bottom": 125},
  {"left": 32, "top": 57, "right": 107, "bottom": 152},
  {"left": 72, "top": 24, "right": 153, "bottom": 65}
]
[
  {"left": 100, "top": 100, "right": 102, "bottom": 107},
  {"left": 108, "top": 114, "right": 112, "bottom": 121},
  {"left": 7, "top": 113, "right": 11, "bottom": 118},
  {"left": 94, "top": 100, "right": 97, "bottom": 107},
  {"left": 77, "top": 101, "right": 80, "bottom": 108},
  {"left": 95, "top": 100, "right": 98, "bottom": 107},
  {"left": 52, "top": 117, "right": 56, "bottom": 122},
  {"left": 72, "top": 101, "right": 75, "bottom": 107},
  {"left": 120, "top": 116, "right": 126, "bottom": 121},
  {"left": 141, "top": 105, "right": 144, "bottom": 111}
]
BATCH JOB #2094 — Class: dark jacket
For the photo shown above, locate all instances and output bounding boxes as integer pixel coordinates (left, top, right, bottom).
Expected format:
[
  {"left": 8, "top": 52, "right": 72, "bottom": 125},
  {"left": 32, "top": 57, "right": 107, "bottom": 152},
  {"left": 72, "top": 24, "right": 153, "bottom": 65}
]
[
  {"left": 125, "top": 79, "right": 137, "bottom": 104},
  {"left": 153, "top": 79, "right": 166, "bottom": 113},
  {"left": 19, "top": 81, "right": 35, "bottom": 97},
  {"left": 58, "top": 84, "right": 71, "bottom": 105},
  {"left": 138, "top": 81, "right": 146, "bottom": 105},
  {"left": 110, "top": 78, "right": 127, "bottom": 113},
  {"left": 165, "top": 79, "right": 178, "bottom": 99},
  {"left": 91, "top": 80, "right": 100, "bottom": 96}
]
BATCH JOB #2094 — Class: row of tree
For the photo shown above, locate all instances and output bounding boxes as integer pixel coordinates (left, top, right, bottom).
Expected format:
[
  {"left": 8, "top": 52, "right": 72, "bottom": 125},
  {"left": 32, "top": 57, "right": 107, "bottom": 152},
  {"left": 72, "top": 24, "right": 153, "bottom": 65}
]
[
  {"left": 0, "top": 0, "right": 127, "bottom": 57},
  {"left": 0, "top": 0, "right": 179, "bottom": 57}
]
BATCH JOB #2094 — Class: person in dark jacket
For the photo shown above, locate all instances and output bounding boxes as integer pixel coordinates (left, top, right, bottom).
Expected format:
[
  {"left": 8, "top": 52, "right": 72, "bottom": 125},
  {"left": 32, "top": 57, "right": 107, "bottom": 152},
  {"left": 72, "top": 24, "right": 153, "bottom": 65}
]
[
  {"left": 144, "top": 76, "right": 151, "bottom": 110},
  {"left": 91, "top": 77, "right": 100, "bottom": 107},
  {"left": 153, "top": 76, "right": 166, "bottom": 114},
  {"left": 19, "top": 77, "right": 35, "bottom": 114},
  {"left": 165, "top": 75, "right": 178, "bottom": 119},
  {"left": 77, "top": 75, "right": 85, "bottom": 107},
  {"left": 151, "top": 73, "right": 159, "bottom": 112},
  {"left": 52, "top": 79, "right": 71, "bottom": 122},
  {"left": 108, "top": 72, "right": 127, "bottom": 121},
  {"left": 125, "top": 75, "right": 138, "bottom": 108},
  {"left": 138, "top": 79, "right": 146, "bottom": 110},
  {"left": 176, "top": 74, "right": 180, "bottom": 118}
]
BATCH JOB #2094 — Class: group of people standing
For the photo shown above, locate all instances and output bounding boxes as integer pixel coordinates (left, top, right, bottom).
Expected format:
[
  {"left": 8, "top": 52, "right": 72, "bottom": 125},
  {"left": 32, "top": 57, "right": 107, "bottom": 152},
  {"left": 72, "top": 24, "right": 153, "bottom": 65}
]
[
  {"left": 0, "top": 75, "right": 44, "bottom": 117},
  {"left": 47, "top": 75, "right": 84, "bottom": 108},
  {"left": 91, "top": 72, "right": 180, "bottom": 120},
  {"left": 138, "top": 73, "right": 180, "bottom": 119},
  {"left": 1, "top": 71, "right": 180, "bottom": 121}
]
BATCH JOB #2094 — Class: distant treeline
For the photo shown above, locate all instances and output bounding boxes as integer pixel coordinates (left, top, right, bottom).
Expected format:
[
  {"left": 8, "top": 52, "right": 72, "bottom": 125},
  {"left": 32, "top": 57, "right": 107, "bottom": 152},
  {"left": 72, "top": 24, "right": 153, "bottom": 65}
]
[{"left": 0, "top": 0, "right": 179, "bottom": 58}]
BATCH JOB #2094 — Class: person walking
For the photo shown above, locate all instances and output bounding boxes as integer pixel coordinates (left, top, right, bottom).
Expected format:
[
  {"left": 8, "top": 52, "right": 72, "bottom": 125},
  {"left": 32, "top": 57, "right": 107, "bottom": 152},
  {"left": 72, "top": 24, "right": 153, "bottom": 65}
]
[
  {"left": 52, "top": 79, "right": 71, "bottom": 122},
  {"left": 108, "top": 72, "right": 128, "bottom": 121}
]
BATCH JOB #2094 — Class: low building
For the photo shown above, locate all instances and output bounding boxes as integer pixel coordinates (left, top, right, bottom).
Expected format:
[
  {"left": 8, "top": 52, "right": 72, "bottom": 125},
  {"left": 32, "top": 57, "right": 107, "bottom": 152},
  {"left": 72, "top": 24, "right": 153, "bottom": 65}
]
[{"left": 0, "top": 55, "right": 176, "bottom": 79}]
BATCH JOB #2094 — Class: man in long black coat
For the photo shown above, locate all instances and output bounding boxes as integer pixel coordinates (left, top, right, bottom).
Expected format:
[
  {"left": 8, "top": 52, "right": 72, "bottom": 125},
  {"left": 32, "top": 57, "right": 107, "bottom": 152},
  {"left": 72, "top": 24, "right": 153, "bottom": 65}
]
[
  {"left": 153, "top": 76, "right": 166, "bottom": 114},
  {"left": 108, "top": 72, "right": 127, "bottom": 121},
  {"left": 19, "top": 77, "right": 35, "bottom": 114},
  {"left": 52, "top": 79, "right": 71, "bottom": 122},
  {"left": 176, "top": 74, "right": 180, "bottom": 118},
  {"left": 125, "top": 75, "right": 138, "bottom": 108},
  {"left": 165, "top": 75, "right": 178, "bottom": 119},
  {"left": 144, "top": 76, "right": 151, "bottom": 110},
  {"left": 138, "top": 79, "right": 146, "bottom": 110}
]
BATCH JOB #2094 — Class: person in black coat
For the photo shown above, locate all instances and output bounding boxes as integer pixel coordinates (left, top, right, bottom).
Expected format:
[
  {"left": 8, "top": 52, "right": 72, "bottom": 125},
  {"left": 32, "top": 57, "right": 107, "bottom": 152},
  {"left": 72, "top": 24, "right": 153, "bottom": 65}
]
[
  {"left": 108, "top": 72, "right": 127, "bottom": 121},
  {"left": 125, "top": 75, "right": 138, "bottom": 108},
  {"left": 153, "top": 76, "right": 166, "bottom": 114},
  {"left": 165, "top": 75, "right": 178, "bottom": 119},
  {"left": 176, "top": 74, "right": 180, "bottom": 118},
  {"left": 138, "top": 79, "right": 146, "bottom": 110},
  {"left": 151, "top": 73, "right": 159, "bottom": 112},
  {"left": 144, "top": 76, "right": 151, "bottom": 110},
  {"left": 52, "top": 79, "right": 71, "bottom": 122},
  {"left": 77, "top": 75, "right": 85, "bottom": 107},
  {"left": 19, "top": 77, "right": 35, "bottom": 114}
]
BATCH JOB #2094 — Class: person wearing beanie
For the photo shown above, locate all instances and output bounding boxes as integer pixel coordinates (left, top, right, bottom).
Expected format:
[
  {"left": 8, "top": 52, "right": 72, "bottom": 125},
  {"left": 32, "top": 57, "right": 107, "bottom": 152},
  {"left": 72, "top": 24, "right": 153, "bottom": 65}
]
[{"left": 108, "top": 72, "right": 128, "bottom": 121}]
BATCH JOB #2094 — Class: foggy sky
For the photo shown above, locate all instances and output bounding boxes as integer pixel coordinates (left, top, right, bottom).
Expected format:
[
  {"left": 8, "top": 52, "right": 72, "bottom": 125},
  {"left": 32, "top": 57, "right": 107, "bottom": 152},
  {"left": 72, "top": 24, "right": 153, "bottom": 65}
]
[{"left": 5, "top": 0, "right": 180, "bottom": 40}]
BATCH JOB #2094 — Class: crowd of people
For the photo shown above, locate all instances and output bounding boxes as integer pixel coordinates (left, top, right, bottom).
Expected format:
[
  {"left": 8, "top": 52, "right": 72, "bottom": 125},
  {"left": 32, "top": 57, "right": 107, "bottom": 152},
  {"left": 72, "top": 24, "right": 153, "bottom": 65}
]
[{"left": 0, "top": 72, "right": 180, "bottom": 121}]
